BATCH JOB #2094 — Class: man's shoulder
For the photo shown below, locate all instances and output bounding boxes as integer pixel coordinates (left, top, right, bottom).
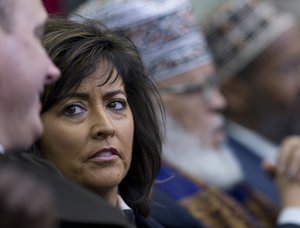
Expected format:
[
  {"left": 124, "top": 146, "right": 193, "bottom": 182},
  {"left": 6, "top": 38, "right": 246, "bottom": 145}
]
[{"left": 0, "top": 153, "right": 130, "bottom": 227}]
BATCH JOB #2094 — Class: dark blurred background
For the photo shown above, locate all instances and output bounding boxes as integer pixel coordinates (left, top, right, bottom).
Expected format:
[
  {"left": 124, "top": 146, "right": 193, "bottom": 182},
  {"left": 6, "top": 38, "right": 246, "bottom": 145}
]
[{"left": 42, "top": 0, "right": 87, "bottom": 15}]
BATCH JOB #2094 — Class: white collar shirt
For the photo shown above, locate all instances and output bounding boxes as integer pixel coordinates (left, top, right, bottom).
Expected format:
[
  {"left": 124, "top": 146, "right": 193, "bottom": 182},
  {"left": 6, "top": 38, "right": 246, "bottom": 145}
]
[{"left": 227, "top": 120, "right": 279, "bottom": 165}]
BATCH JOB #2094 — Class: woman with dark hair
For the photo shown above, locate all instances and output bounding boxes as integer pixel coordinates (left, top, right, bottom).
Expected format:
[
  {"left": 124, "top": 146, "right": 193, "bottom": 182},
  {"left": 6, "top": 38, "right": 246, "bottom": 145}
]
[{"left": 32, "top": 17, "right": 164, "bottom": 227}]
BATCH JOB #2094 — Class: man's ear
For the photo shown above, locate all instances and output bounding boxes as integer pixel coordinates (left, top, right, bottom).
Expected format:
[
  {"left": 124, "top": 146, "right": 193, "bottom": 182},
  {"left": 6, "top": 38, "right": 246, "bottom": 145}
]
[{"left": 221, "top": 78, "right": 252, "bottom": 115}]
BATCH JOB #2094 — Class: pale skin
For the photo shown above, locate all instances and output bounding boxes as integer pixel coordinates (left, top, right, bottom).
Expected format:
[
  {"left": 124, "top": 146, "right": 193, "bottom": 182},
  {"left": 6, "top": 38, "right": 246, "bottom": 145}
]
[
  {"left": 276, "top": 136, "right": 300, "bottom": 208},
  {"left": 158, "top": 63, "right": 226, "bottom": 149},
  {"left": 0, "top": 0, "right": 60, "bottom": 227},
  {"left": 0, "top": 0, "right": 60, "bottom": 225},
  {"left": 0, "top": 0, "right": 60, "bottom": 152},
  {"left": 39, "top": 65, "right": 134, "bottom": 208},
  {"left": 262, "top": 136, "right": 300, "bottom": 208}
]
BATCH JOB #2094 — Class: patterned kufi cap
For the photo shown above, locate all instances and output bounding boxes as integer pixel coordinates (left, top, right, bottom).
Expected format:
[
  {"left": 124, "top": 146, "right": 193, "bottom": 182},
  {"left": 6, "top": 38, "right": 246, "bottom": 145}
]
[
  {"left": 72, "top": 0, "right": 212, "bottom": 82},
  {"left": 203, "top": 0, "right": 297, "bottom": 81}
]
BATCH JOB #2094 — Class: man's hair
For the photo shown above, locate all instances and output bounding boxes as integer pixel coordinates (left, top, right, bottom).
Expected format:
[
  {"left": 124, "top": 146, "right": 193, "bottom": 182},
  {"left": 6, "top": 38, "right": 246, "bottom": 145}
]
[
  {"left": 38, "top": 17, "right": 164, "bottom": 217},
  {"left": 0, "top": 0, "right": 15, "bottom": 32}
]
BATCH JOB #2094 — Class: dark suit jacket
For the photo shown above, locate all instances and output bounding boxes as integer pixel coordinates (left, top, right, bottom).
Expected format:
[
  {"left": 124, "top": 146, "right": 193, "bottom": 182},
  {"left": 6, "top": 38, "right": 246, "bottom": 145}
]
[
  {"left": 278, "top": 224, "right": 300, "bottom": 228},
  {"left": 135, "top": 213, "right": 164, "bottom": 228},
  {"left": 0, "top": 153, "right": 130, "bottom": 228},
  {"left": 228, "top": 136, "right": 280, "bottom": 205},
  {"left": 150, "top": 187, "right": 204, "bottom": 228},
  {"left": 122, "top": 206, "right": 163, "bottom": 228}
]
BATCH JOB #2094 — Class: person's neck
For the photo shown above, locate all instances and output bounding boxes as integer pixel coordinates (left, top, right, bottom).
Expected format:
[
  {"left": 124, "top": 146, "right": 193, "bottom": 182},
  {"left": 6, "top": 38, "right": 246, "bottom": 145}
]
[{"left": 94, "top": 187, "right": 119, "bottom": 208}]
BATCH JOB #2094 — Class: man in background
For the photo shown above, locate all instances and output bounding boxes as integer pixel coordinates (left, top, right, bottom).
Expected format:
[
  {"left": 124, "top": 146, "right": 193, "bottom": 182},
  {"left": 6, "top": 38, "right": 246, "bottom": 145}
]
[
  {"left": 204, "top": 0, "right": 300, "bottom": 205},
  {"left": 75, "top": 0, "right": 300, "bottom": 227},
  {"left": 73, "top": 0, "right": 277, "bottom": 226}
]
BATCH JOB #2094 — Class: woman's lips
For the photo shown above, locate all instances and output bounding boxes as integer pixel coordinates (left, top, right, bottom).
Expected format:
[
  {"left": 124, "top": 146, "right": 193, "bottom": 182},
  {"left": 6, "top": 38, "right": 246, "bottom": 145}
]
[{"left": 89, "top": 147, "right": 119, "bottom": 161}]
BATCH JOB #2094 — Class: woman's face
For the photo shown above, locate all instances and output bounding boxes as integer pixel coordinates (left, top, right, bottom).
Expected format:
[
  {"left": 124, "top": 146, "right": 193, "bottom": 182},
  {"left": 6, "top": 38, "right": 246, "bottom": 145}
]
[{"left": 39, "top": 64, "right": 134, "bottom": 194}]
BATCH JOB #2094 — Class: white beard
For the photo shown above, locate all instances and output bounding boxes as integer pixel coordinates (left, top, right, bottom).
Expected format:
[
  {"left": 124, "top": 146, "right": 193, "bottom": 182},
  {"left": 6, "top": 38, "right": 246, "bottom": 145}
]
[{"left": 163, "top": 114, "right": 244, "bottom": 190}]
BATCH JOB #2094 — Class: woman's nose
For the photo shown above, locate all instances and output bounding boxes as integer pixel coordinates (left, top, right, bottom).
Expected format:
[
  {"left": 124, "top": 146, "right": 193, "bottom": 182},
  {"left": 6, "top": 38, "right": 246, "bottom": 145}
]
[{"left": 90, "top": 110, "right": 116, "bottom": 140}]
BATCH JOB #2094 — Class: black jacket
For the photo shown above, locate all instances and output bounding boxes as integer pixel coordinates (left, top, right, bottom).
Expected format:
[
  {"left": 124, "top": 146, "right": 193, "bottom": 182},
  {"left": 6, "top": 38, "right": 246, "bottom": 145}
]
[
  {"left": 150, "top": 187, "right": 204, "bottom": 228},
  {"left": 0, "top": 153, "right": 131, "bottom": 228}
]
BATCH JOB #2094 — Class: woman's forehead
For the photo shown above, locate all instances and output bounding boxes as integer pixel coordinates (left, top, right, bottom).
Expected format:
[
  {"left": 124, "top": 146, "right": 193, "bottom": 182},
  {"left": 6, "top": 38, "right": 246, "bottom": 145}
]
[{"left": 78, "top": 72, "right": 124, "bottom": 90}]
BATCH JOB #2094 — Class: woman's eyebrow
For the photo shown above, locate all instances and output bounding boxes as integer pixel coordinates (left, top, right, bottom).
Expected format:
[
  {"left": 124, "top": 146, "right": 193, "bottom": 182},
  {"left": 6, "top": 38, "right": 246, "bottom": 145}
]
[
  {"left": 62, "top": 90, "right": 126, "bottom": 102},
  {"left": 103, "top": 90, "right": 127, "bottom": 99},
  {"left": 65, "top": 92, "right": 90, "bottom": 101}
]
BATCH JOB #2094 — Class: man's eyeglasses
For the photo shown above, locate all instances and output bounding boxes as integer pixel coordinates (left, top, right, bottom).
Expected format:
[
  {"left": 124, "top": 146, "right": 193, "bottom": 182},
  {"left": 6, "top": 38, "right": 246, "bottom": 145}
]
[{"left": 159, "top": 75, "right": 219, "bottom": 102}]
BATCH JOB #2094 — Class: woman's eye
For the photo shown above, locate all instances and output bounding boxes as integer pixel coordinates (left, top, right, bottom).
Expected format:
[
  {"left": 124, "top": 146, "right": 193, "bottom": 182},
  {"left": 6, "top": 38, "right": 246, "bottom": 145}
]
[
  {"left": 108, "top": 100, "right": 127, "bottom": 111},
  {"left": 63, "top": 104, "right": 86, "bottom": 116}
]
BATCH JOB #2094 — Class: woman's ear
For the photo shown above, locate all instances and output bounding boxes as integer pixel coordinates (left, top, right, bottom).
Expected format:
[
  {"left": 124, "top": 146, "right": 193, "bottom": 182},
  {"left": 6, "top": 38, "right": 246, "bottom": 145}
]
[{"left": 221, "top": 78, "right": 252, "bottom": 115}]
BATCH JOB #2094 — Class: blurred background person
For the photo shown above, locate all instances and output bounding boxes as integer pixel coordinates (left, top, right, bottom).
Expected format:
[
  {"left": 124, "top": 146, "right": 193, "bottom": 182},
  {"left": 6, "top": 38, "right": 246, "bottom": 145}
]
[
  {"left": 72, "top": 0, "right": 285, "bottom": 227},
  {"left": 203, "top": 0, "right": 300, "bottom": 206}
]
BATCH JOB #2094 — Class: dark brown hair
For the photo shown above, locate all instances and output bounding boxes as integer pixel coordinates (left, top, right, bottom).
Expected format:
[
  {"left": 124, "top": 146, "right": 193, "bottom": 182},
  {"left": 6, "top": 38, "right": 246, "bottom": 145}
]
[{"left": 39, "top": 17, "right": 164, "bottom": 217}]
